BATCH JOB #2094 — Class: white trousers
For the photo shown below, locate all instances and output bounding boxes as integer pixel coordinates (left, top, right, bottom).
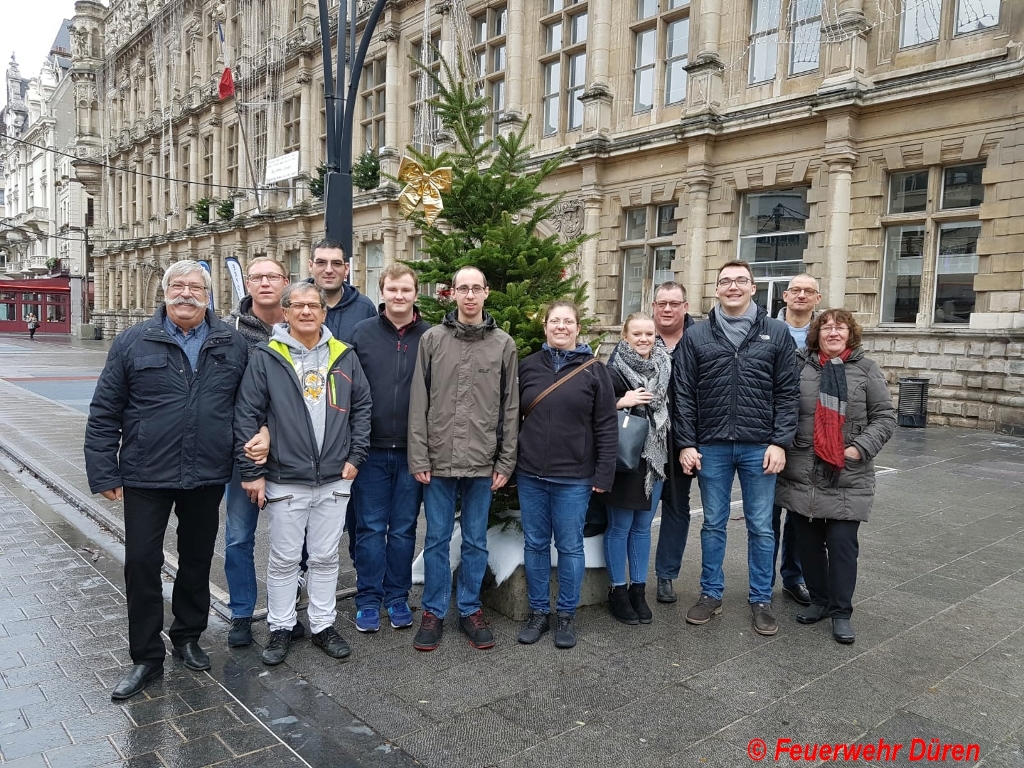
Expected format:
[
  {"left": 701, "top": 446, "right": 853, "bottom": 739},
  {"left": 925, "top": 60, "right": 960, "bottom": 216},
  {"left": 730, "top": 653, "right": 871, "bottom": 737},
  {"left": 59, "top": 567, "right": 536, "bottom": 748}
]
[{"left": 265, "top": 478, "right": 352, "bottom": 634}]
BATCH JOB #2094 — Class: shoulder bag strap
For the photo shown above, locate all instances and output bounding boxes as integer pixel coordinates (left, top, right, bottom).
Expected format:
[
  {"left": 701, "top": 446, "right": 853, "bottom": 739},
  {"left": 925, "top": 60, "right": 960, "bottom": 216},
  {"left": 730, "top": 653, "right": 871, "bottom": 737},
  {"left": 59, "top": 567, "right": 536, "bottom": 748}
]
[{"left": 523, "top": 357, "right": 598, "bottom": 420}]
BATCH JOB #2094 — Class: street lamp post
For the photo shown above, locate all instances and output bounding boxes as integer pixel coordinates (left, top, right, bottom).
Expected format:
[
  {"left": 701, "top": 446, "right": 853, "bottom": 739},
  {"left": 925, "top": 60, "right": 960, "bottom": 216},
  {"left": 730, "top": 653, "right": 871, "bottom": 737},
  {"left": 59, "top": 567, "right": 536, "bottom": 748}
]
[{"left": 317, "top": 0, "right": 388, "bottom": 262}]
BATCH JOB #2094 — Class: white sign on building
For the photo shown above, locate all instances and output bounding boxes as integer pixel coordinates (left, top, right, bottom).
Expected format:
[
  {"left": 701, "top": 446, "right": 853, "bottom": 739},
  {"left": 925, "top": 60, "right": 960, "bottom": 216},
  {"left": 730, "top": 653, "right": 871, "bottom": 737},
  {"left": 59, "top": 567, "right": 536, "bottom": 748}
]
[{"left": 264, "top": 152, "right": 300, "bottom": 185}]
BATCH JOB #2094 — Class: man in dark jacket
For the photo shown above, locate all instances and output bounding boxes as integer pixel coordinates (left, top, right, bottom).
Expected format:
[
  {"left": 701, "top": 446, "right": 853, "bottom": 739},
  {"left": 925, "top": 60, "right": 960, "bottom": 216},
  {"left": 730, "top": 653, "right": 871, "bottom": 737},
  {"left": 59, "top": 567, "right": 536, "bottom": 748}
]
[
  {"left": 649, "top": 281, "right": 697, "bottom": 605},
  {"left": 307, "top": 238, "right": 376, "bottom": 343},
  {"left": 85, "top": 261, "right": 249, "bottom": 701},
  {"left": 349, "top": 263, "right": 430, "bottom": 633},
  {"left": 234, "top": 282, "right": 372, "bottom": 667},
  {"left": 674, "top": 260, "right": 799, "bottom": 636}
]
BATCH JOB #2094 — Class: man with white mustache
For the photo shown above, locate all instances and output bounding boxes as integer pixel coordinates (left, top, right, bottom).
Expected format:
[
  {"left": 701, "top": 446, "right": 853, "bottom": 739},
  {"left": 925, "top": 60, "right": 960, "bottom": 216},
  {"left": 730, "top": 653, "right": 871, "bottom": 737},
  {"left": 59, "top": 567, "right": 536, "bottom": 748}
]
[{"left": 85, "top": 260, "right": 249, "bottom": 701}]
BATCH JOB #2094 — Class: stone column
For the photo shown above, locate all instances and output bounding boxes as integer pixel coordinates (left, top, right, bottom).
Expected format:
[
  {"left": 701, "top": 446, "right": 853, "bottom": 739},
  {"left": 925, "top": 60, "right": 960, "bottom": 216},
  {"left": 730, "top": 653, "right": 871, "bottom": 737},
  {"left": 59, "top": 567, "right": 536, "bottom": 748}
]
[
  {"left": 685, "top": 180, "right": 712, "bottom": 315},
  {"left": 107, "top": 264, "right": 117, "bottom": 311},
  {"left": 580, "top": 0, "right": 612, "bottom": 142},
  {"left": 299, "top": 241, "right": 311, "bottom": 280},
  {"left": 823, "top": 157, "right": 855, "bottom": 309},
  {"left": 380, "top": 24, "right": 401, "bottom": 182},
  {"left": 383, "top": 221, "right": 397, "bottom": 269},
  {"left": 297, "top": 66, "right": 312, "bottom": 195},
  {"left": 135, "top": 263, "right": 143, "bottom": 309},
  {"left": 120, "top": 264, "right": 130, "bottom": 310},
  {"left": 685, "top": 0, "right": 725, "bottom": 113},
  {"left": 581, "top": 196, "right": 602, "bottom": 315},
  {"left": 504, "top": 0, "right": 525, "bottom": 123}
]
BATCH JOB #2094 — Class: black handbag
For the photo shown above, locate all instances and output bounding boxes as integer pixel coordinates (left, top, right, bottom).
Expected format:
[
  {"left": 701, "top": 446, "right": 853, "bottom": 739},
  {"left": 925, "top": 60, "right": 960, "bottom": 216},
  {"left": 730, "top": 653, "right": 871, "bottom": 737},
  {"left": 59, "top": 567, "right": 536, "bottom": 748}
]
[{"left": 616, "top": 408, "right": 649, "bottom": 472}]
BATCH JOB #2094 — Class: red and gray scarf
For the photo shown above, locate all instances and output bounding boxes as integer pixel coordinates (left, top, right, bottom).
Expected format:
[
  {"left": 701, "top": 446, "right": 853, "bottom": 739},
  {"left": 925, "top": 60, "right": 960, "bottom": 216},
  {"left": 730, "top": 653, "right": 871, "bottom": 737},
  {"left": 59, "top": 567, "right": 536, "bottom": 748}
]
[{"left": 813, "top": 348, "right": 852, "bottom": 486}]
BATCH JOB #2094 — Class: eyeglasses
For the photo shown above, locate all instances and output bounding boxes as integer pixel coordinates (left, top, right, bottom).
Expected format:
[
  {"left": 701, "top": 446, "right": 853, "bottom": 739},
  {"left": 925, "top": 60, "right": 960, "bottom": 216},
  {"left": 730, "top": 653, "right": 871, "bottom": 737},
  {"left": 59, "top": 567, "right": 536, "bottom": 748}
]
[
  {"left": 247, "top": 273, "right": 286, "bottom": 284},
  {"left": 717, "top": 277, "right": 752, "bottom": 288},
  {"left": 653, "top": 301, "right": 686, "bottom": 310},
  {"left": 820, "top": 324, "right": 849, "bottom": 333},
  {"left": 168, "top": 282, "right": 208, "bottom": 294},
  {"left": 786, "top": 288, "right": 818, "bottom": 296},
  {"left": 454, "top": 285, "right": 486, "bottom": 295},
  {"left": 547, "top": 318, "right": 578, "bottom": 327},
  {"left": 312, "top": 259, "right": 346, "bottom": 270},
  {"left": 286, "top": 302, "right": 326, "bottom": 312}
]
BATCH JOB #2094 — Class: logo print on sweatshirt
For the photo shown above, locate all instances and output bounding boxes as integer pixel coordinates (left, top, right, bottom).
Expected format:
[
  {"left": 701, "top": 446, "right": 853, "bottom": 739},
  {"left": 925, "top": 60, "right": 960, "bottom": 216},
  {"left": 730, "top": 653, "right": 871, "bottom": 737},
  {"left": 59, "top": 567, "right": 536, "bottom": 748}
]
[{"left": 302, "top": 369, "right": 326, "bottom": 403}]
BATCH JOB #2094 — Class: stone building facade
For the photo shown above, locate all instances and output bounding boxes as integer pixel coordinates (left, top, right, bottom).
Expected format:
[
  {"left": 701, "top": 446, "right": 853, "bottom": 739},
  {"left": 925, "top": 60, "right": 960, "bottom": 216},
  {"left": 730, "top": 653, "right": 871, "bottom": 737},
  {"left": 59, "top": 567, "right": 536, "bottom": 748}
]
[{"left": 68, "top": 0, "right": 1024, "bottom": 431}]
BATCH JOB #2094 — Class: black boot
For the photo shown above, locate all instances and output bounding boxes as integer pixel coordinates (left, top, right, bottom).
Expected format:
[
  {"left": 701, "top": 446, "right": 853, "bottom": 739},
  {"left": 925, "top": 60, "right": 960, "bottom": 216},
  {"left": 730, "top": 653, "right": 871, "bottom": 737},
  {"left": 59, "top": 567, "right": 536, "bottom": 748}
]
[
  {"left": 608, "top": 585, "right": 639, "bottom": 625},
  {"left": 628, "top": 583, "right": 653, "bottom": 624}
]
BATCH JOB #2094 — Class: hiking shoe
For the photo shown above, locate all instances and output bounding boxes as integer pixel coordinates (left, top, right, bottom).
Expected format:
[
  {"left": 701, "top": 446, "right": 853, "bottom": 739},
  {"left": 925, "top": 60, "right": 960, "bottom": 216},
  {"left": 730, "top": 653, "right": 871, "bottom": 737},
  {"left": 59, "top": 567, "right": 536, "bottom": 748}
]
[
  {"left": 685, "top": 594, "right": 723, "bottom": 625},
  {"left": 261, "top": 629, "right": 291, "bottom": 666},
  {"left": 388, "top": 602, "right": 414, "bottom": 629},
  {"left": 656, "top": 578, "right": 677, "bottom": 603},
  {"left": 228, "top": 617, "right": 253, "bottom": 647},
  {"left": 516, "top": 611, "right": 550, "bottom": 645},
  {"left": 311, "top": 626, "right": 352, "bottom": 659},
  {"left": 413, "top": 611, "right": 443, "bottom": 651},
  {"left": 355, "top": 608, "right": 380, "bottom": 633},
  {"left": 553, "top": 612, "right": 577, "bottom": 649},
  {"left": 291, "top": 618, "right": 307, "bottom": 639},
  {"left": 750, "top": 602, "right": 778, "bottom": 636},
  {"left": 459, "top": 610, "right": 495, "bottom": 649}
]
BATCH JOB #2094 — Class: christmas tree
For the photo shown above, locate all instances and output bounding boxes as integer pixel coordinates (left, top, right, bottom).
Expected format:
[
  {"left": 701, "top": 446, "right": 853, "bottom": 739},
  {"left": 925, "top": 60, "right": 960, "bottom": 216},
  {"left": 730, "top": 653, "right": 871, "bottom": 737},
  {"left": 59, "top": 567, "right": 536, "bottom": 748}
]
[{"left": 401, "top": 57, "right": 592, "bottom": 358}]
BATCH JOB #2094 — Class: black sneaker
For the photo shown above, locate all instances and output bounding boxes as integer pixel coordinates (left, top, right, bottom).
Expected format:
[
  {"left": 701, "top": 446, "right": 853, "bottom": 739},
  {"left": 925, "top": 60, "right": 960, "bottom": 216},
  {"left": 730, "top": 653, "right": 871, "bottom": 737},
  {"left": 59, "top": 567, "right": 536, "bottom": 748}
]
[
  {"left": 516, "top": 611, "right": 550, "bottom": 645},
  {"left": 413, "top": 611, "right": 443, "bottom": 651},
  {"left": 459, "top": 610, "right": 495, "bottom": 650},
  {"left": 311, "top": 626, "right": 352, "bottom": 659},
  {"left": 552, "top": 612, "right": 577, "bottom": 649},
  {"left": 261, "top": 629, "right": 291, "bottom": 666},
  {"left": 685, "top": 594, "right": 723, "bottom": 625},
  {"left": 750, "top": 602, "right": 778, "bottom": 636},
  {"left": 228, "top": 617, "right": 253, "bottom": 647},
  {"left": 291, "top": 618, "right": 307, "bottom": 639}
]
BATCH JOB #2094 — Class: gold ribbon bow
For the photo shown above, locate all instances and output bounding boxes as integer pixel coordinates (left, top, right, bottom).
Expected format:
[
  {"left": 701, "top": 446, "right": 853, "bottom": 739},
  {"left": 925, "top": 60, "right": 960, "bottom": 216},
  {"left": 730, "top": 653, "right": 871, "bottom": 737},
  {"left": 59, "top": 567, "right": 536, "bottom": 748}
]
[{"left": 398, "top": 156, "right": 452, "bottom": 226}]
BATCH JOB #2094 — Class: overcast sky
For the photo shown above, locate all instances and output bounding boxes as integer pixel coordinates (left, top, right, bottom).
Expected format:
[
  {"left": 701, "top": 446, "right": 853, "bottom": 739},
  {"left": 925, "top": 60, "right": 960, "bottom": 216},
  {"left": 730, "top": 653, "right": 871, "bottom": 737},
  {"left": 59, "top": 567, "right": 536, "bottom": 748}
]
[{"left": 1, "top": 0, "right": 86, "bottom": 110}]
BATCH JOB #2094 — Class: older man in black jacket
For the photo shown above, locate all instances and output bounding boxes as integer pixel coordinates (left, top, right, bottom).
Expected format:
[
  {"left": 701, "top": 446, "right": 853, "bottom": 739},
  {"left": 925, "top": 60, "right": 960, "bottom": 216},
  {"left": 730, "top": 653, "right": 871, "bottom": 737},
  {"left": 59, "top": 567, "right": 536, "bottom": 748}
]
[
  {"left": 674, "top": 260, "right": 799, "bottom": 637},
  {"left": 85, "top": 260, "right": 249, "bottom": 701}
]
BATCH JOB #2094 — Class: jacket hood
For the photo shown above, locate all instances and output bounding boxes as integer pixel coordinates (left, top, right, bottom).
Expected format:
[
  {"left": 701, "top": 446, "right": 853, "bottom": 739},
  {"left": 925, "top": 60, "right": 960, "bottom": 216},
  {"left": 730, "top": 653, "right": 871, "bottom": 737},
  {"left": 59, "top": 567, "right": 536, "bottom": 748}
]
[
  {"left": 543, "top": 342, "right": 593, "bottom": 363},
  {"left": 304, "top": 277, "right": 366, "bottom": 310},
  {"left": 270, "top": 322, "right": 335, "bottom": 352},
  {"left": 442, "top": 309, "right": 497, "bottom": 340}
]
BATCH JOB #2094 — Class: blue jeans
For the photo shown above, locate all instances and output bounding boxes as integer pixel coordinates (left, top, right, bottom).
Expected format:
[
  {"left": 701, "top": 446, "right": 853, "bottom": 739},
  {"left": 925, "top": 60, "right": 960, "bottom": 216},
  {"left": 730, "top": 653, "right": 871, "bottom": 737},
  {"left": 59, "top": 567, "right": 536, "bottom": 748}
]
[
  {"left": 224, "top": 464, "right": 260, "bottom": 619},
  {"left": 772, "top": 504, "right": 804, "bottom": 589},
  {"left": 352, "top": 448, "right": 423, "bottom": 611},
  {"left": 695, "top": 442, "right": 776, "bottom": 604},
  {"left": 604, "top": 481, "right": 664, "bottom": 587},
  {"left": 421, "top": 476, "right": 493, "bottom": 619},
  {"left": 655, "top": 470, "right": 693, "bottom": 580},
  {"left": 517, "top": 475, "right": 592, "bottom": 616}
]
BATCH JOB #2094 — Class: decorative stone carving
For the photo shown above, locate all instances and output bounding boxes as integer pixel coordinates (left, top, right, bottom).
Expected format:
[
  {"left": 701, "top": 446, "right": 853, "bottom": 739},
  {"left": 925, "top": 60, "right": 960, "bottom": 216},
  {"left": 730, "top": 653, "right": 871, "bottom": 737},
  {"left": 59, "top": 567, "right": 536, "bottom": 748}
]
[
  {"left": 551, "top": 199, "right": 584, "bottom": 239},
  {"left": 379, "top": 25, "right": 399, "bottom": 43}
]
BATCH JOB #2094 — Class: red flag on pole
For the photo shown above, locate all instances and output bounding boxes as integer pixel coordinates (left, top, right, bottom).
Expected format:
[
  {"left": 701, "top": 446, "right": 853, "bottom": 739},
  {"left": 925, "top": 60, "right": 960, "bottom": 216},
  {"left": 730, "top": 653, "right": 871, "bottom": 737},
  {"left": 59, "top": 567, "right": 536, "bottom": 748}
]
[{"left": 218, "top": 67, "right": 235, "bottom": 100}]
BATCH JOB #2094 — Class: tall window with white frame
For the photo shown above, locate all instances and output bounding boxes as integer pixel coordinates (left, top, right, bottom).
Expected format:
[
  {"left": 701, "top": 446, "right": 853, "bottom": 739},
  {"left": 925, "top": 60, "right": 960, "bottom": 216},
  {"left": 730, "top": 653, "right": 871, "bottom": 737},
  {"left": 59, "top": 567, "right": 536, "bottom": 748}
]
[
  {"left": 737, "top": 187, "right": 809, "bottom": 317},
  {"left": 283, "top": 95, "right": 301, "bottom": 154},
  {"left": 201, "top": 134, "right": 213, "bottom": 198},
  {"left": 881, "top": 163, "right": 985, "bottom": 325},
  {"left": 364, "top": 242, "right": 384, "bottom": 306},
  {"left": 620, "top": 203, "right": 678, "bottom": 320},
  {"left": 226, "top": 123, "right": 239, "bottom": 190},
  {"left": 471, "top": 5, "right": 507, "bottom": 140},
  {"left": 410, "top": 33, "right": 441, "bottom": 151},
  {"left": 900, "top": 0, "right": 1000, "bottom": 47},
  {"left": 632, "top": 0, "right": 690, "bottom": 113},
  {"left": 748, "top": 0, "right": 822, "bottom": 84},
  {"left": 361, "top": 57, "right": 387, "bottom": 153},
  {"left": 540, "top": 0, "right": 588, "bottom": 137}
]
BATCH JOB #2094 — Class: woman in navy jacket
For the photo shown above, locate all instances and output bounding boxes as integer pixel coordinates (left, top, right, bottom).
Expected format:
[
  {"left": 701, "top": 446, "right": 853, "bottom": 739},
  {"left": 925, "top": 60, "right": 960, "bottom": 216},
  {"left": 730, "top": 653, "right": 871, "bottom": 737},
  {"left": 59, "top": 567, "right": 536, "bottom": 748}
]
[{"left": 515, "top": 301, "right": 618, "bottom": 649}]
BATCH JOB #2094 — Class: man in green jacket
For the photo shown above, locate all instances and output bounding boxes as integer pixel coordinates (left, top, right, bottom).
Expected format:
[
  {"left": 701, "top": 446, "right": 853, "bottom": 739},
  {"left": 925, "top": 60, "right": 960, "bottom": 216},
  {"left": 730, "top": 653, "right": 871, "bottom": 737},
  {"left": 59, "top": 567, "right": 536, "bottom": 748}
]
[{"left": 407, "top": 266, "right": 520, "bottom": 652}]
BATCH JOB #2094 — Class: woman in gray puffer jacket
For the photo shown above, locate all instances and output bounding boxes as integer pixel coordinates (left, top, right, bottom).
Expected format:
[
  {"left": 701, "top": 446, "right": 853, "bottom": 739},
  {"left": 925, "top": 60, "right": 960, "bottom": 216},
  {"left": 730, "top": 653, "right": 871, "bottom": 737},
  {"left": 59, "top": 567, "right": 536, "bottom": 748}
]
[{"left": 775, "top": 309, "right": 895, "bottom": 645}]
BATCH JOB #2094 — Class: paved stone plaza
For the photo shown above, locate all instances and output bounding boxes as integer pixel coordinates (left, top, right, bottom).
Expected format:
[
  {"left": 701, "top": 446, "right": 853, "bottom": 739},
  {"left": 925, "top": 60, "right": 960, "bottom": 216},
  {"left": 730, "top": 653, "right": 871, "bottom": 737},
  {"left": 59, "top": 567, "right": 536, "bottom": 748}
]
[{"left": 1, "top": 335, "right": 1023, "bottom": 767}]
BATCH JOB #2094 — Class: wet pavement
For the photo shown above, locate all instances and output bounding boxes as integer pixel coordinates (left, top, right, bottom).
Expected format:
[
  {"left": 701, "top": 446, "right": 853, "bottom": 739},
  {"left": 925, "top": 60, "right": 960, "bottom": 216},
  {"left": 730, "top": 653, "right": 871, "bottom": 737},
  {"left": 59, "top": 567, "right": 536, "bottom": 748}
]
[{"left": 1, "top": 333, "right": 1024, "bottom": 767}]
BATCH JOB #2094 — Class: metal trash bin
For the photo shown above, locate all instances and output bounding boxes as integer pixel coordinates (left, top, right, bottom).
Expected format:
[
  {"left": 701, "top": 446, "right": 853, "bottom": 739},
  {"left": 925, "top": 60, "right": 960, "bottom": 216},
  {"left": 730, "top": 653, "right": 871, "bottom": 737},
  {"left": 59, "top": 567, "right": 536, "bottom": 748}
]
[{"left": 897, "top": 377, "right": 930, "bottom": 428}]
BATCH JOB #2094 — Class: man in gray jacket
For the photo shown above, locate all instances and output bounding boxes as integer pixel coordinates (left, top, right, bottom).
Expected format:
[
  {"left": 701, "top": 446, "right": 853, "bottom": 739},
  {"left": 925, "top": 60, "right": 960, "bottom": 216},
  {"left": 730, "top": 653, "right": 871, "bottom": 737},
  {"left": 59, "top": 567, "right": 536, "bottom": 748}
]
[
  {"left": 407, "top": 266, "right": 519, "bottom": 652},
  {"left": 234, "top": 283, "right": 372, "bottom": 666}
]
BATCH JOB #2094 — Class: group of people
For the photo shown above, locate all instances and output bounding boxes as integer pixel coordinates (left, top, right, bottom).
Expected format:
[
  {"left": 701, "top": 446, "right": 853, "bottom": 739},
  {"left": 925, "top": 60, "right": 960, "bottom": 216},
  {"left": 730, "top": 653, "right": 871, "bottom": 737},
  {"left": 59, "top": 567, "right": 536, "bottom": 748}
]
[{"left": 84, "top": 243, "right": 895, "bottom": 704}]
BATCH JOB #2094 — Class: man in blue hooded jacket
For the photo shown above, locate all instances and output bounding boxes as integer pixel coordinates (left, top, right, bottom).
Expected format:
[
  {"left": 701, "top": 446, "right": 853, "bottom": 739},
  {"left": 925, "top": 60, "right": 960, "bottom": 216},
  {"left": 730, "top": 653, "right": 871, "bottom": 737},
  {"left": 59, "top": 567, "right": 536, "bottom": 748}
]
[{"left": 307, "top": 238, "right": 376, "bottom": 344}]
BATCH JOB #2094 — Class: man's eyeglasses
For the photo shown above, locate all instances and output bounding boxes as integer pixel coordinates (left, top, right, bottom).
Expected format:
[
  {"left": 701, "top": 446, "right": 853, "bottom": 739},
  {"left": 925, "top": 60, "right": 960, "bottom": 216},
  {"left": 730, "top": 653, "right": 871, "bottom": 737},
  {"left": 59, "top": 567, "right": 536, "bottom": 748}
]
[
  {"left": 247, "top": 274, "right": 286, "bottom": 284},
  {"left": 786, "top": 288, "right": 818, "bottom": 296},
  {"left": 454, "top": 285, "right": 486, "bottom": 295},
  {"left": 168, "top": 282, "right": 208, "bottom": 294},
  {"left": 820, "top": 324, "right": 849, "bottom": 333},
  {"left": 286, "top": 302, "right": 326, "bottom": 312},
  {"left": 312, "top": 259, "right": 346, "bottom": 270},
  {"left": 653, "top": 301, "right": 686, "bottom": 310},
  {"left": 717, "top": 277, "right": 752, "bottom": 288}
]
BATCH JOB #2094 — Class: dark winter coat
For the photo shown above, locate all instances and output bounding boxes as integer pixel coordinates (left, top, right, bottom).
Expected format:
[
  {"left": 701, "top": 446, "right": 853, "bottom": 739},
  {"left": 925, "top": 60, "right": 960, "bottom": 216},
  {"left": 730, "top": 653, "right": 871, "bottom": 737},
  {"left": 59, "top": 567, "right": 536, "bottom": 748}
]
[
  {"left": 672, "top": 304, "right": 799, "bottom": 449},
  {"left": 774, "top": 347, "right": 896, "bottom": 523},
  {"left": 606, "top": 368, "right": 662, "bottom": 511},
  {"left": 228, "top": 295, "right": 274, "bottom": 349},
  {"left": 350, "top": 308, "right": 430, "bottom": 449},
  {"left": 84, "top": 306, "right": 249, "bottom": 493},
  {"left": 233, "top": 335, "right": 372, "bottom": 484},
  {"left": 515, "top": 349, "right": 618, "bottom": 491}
]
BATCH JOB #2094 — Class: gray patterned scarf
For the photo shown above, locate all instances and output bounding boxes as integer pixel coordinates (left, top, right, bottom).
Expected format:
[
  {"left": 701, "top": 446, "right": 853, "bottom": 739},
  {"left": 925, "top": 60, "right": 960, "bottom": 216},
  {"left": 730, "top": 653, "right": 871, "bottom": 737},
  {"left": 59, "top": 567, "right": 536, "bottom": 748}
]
[{"left": 611, "top": 340, "right": 672, "bottom": 497}]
